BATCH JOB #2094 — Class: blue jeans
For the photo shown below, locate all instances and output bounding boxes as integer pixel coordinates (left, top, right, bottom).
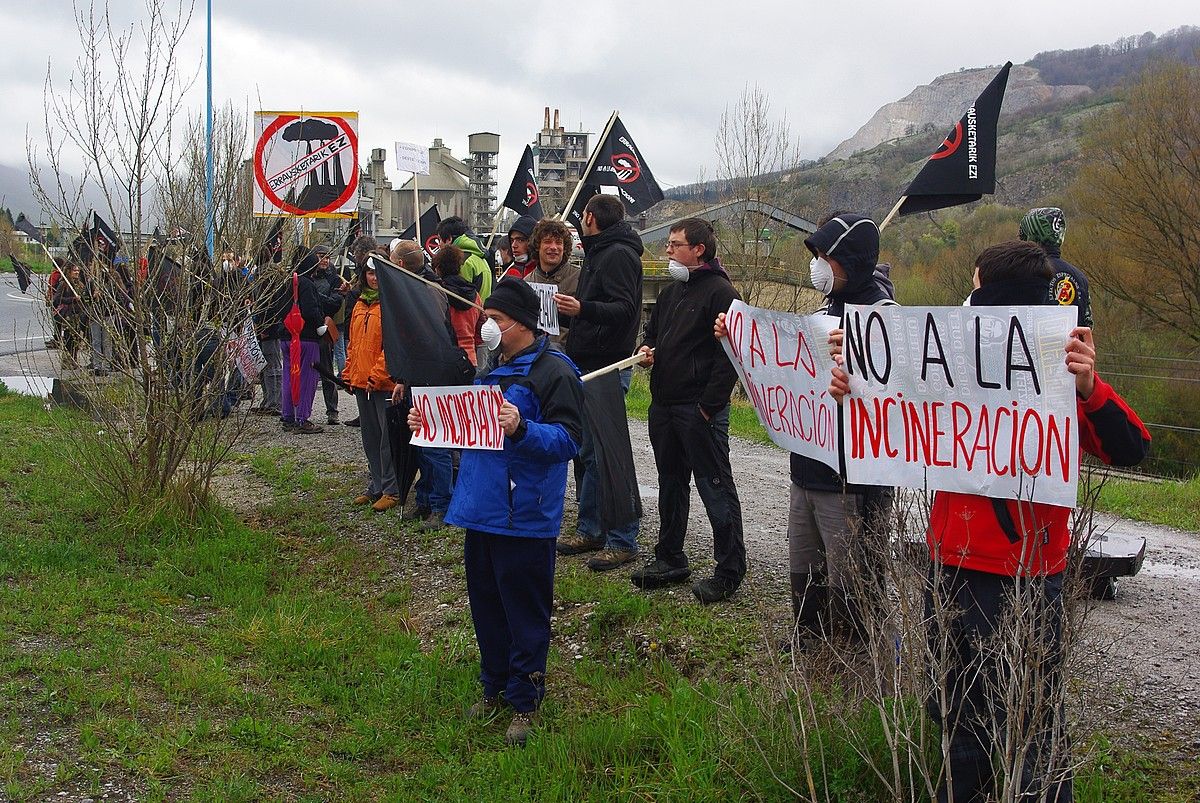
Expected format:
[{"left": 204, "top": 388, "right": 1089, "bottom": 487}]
[
  {"left": 415, "top": 447, "right": 453, "bottom": 514},
  {"left": 575, "top": 367, "right": 639, "bottom": 552}
]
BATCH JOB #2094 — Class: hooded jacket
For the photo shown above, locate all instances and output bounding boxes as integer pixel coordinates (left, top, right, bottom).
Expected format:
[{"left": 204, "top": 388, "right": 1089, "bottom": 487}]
[
  {"left": 565, "top": 220, "right": 645, "bottom": 372},
  {"left": 793, "top": 214, "right": 893, "bottom": 491},
  {"left": 440, "top": 273, "right": 483, "bottom": 367},
  {"left": 446, "top": 336, "right": 584, "bottom": 539},
  {"left": 453, "top": 234, "right": 493, "bottom": 301},
  {"left": 1041, "top": 245, "right": 1093, "bottom": 328},
  {"left": 641, "top": 259, "right": 740, "bottom": 414},
  {"left": 342, "top": 293, "right": 393, "bottom": 392}
]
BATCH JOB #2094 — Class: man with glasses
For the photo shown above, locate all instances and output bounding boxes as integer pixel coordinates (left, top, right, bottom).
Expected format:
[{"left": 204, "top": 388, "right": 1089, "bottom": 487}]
[{"left": 631, "top": 218, "right": 745, "bottom": 603}]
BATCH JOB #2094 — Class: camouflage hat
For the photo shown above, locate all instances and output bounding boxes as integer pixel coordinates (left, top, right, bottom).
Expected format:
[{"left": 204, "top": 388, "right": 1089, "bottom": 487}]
[{"left": 1019, "top": 207, "right": 1067, "bottom": 248}]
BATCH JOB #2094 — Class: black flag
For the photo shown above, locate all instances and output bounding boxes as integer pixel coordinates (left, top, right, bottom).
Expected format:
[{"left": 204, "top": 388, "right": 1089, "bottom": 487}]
[
  {"left": 259, "top": 217, "right": 285, "bottom": 265},
  {"left": 14, "top": 214, "right": 43, "bottom": 244},
  {"left": 9, "top": 254, "right": 32, "bottom": 294},
  {"left": 85, "top": 209, "right": 121, "bottom": 258},
  {"left": 896, "top": 62, "right": 1012, "bottom": 217},
  {"left": 502, "top": 145, "right": 544, "bottom": 219},
  {"left": 341, "top": 217, "right": 362, "bottom": 252},
  {"left": 370, "top": 253, "right": 473, "bottom": 387},
  {"left": 566, "top": 115, "right": 664, "bottom": 230},
  {"left": 399, "top": 205, "right": 442, "bottom": 259},
  {"left": 564, "top": 183, "right": 601, "bottom": 232}
]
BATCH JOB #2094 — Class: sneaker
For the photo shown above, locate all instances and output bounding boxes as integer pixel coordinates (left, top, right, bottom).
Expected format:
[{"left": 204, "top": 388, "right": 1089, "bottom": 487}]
[
  {"left": 466, "top": 695, "right": 503, "bottom": 721},
  {"left": 692, "top": 576, "right": 740, "bottom": 605},
  {"left": 587, "top": 548, "right": 638, "bottom": 572},
  {"left": 630, "top": 559, "right": 691, "bottom": 589},
  {"left": 354, "top": 493, "right": 380, "bottom": 506},
  {"left": 555, "top": 532, "right": 605, "bottom": 556},
  {"left": 418, "top": 511, "right": 446, "bottom": 531},
  {"left": 505, "top": 711, "right": 534, "bottom": 747},
  {"left": 343, "top": 416, "right": 361, "bottom": 428},
  {"left": 281, "top": 418, "right": 299, "bottom": 431},
  {"left": 327, "top": 412, "right": 340, "bottom": 425},
  {"left": 372, "top": 494, "right": 399, "bottom": 512},
  {"left": 296, "top": 420, "right": 324, "bottom": 434}
]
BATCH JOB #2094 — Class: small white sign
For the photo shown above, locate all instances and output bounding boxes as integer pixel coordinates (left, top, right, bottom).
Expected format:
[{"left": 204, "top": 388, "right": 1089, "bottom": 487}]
[
  {"left": 394, "top": 141, "right": 430, "bottom": 176},
  {"left": 528, "top": 282, "right": 560, "bottom": 336}
]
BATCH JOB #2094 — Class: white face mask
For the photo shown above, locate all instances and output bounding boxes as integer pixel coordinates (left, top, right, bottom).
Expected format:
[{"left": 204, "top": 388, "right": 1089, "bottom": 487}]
[
  {"left": 667, "top": 259, "right": 691, "bottom": 282},
  {"left": 221, "top": 259, "right": 230, "bottom": 271},
  {"left": 809, "top": 256, "right": 836, "bottom": 296},
  {"left": 962, "top": 292, "right": 974, "bottom": 307},
  {"left": 514, "top": 253, "right": 529, "bottom": 264},
  {"left": 480, "top": 317, "right": 515, "bottom": 351}
]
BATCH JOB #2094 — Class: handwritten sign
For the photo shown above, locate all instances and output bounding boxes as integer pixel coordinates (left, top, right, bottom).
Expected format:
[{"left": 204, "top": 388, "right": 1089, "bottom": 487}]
[
  {"left": 226, "top": 319, "right": 266, "bottom": 381},
  {"left": 410, "top": 385, "right": 507, "bottom": 450},
  {"left": 840, "top": 304, "right": 1078, "bottom": 506},
  {"left": 394, "top": 141, "right": 430, "bottom": 176},
  {"left": 528, "top": 282, "right": 560, "bottom": 335},
  {"left": 720, "top": 300, "right": 840, "bottom": 471}
]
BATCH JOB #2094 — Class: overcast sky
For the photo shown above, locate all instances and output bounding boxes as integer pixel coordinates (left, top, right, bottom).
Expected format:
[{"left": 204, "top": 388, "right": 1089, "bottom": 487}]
[{"left": 1, "top": 0, "right": 1196, "bottom": 194}]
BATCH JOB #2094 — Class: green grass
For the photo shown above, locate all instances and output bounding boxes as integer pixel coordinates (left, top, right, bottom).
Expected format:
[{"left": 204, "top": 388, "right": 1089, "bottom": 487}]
[
  {"left": 1096, "top": 475, "right": 1200, "bottom": 531},
  {"left": 0, "top": 386, "right": 1195, "bottom": 800},
  {"left": 626, "top": 369, "right": 772, "bottom": 445}
]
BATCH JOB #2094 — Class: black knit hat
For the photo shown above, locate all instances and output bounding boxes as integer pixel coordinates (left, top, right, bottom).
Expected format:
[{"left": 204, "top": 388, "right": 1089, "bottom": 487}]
[
  {"left": 485, "top": 278, "right": 541, "bottom": 331},
  {"left": 509, "top": 215, "right": 538, "bottom": 238}
]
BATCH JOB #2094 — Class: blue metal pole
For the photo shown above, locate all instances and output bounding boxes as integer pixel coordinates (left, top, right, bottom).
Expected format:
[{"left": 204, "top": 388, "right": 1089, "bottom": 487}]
[{"left": 204, "top": 0, "right": 214, "bottom": 259}]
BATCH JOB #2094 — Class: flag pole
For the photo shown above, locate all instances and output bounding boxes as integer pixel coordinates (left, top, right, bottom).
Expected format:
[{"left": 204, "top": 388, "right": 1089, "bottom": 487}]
[
  {"left": 412, "top": 174, "right": 422, "bottom": 246},
  {"left": 30, "top": 236, "right": 78, "bottom": 297},
  {"left": 878, "top": 196, "right": 906, "bottom": 231},
  {"left": 369, "top": 254, "right": 484, "bottom": 312},
  {"left": 579, "top": 348, "right": 653, "bottom": 383},
  {"left": 204, "top": 0, "right": 215, "bottom": 260},
  {"left": 557, "top": 109, "right": 618, "bottom": 221}
]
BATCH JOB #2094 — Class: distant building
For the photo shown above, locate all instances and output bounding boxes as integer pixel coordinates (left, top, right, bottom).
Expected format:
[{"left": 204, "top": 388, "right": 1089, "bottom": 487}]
[
  {"left": 532, "top": 108, "right": 591, "bottom": 217},
  {"left": 465, "top": 132, "right": 499, "bottom": 233}
]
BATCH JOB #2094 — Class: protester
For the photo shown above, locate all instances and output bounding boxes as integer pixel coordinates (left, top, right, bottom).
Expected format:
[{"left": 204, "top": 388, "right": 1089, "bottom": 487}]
[
  {"left": 342, "top": 261, "right": 400, "bottom": 512},
  {"left": 500, "top": 215, "right": 538, "bottom": 280},
  {"left": 341, "top": 235, "right": 382, "bottom": 428},
  {"left": 250, "top": 271, "right": 285, "bottom": 417},
  {"left": 525, "top": 219, "right": 579, "bottom": 347},
  {"left": 436, "top": 216, "right": 492, "bottom": 301},
  {"left": 431, "top": 245, "right": 483, "bottom": 368},
  {"left": 554, "top": 194, "right": 644, "bottom": 572},
  {"left": 279, "top": 247, "right": 340, "bottom": 434},
  {"left": 495, "top": 235, "right": 513, "bottom": 275},
  {"left": 390, "top": 239, "right": 455, "bottom": 530},
  {"left": 1019, "top": 206, "right": 1093, "bottom": 327},
  {"left": 409, "top": 278, "right": 583, "bottom": 747},
  {"left": 633, "top": 219, "right": 745, "bottom": 604},
  {"left": 829, "top": 239, "right": 1149, "bottom": 803},
  {"left": 50, "top": 263, "right": 85, "bottom": 369},
  {"left": 43, "top": 264, "right": 64, "bottom": 349}
]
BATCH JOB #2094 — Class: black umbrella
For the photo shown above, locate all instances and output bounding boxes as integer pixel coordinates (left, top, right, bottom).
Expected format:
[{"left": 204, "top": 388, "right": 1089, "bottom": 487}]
[
  {"left": 579, "top": 370, "right": 642, "bottom": 532},
  {"left": 385, "top": 398, "right": 420, "bottom": 507}
]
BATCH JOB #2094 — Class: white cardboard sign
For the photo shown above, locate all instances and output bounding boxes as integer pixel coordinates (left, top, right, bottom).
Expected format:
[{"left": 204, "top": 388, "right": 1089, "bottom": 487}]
[
  {"left": 410, "top": 385, "right": 506, "bottom": 450},
  {"left": 528, "top": 282, "right": 560, "bottom": 335}
]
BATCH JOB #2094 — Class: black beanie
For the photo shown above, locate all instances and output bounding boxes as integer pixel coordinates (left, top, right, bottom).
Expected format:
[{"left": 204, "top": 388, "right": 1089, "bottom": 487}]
[
  {"left": 485, "top": 278, "right": 541, "bottom": 331},
  {"left": 509, "top": 215, "right": 538, "bottom": 238}
]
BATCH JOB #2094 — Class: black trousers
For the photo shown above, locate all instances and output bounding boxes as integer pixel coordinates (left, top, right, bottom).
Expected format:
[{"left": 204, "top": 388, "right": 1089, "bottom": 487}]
[
  {"left": 647, "top": 402, "right": 745, "bottom": 583},
  {"left": 926, "top": 566, "right": 1072, "bottom": 803},
  {"left": 318, "top": 337, "right": 338, "bottom": 417}
]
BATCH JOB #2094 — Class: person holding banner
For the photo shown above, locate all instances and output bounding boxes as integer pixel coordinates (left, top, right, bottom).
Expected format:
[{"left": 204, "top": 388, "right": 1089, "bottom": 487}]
[
  {"left": 342, "top": 261, "right": 400, "bottom": 512},
  {"left": 525, "top": 219, "right": 580, "bottom": 347},
  {"left": 408, "top": 278, "right": 584, "bottom": 748},
  {"left": 632, "top": 218, "right": 746, "bottom": 604},
  {"left": 830, "top": 240, "right": 1150, "bottom": 803}
]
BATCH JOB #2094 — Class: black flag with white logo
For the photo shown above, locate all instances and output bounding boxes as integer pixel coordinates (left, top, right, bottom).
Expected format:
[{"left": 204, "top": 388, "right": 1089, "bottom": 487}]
[
  {"left": 567, "top": 115, "right": 663, "bottom": 229},
  {"left": 897, "top": 62, "right": 1012, "bottom": 217},
  {"left": 502, "top": 145, "right": 544, "bottom": 220},
  {"left": 399, "top": 204, "right": 442, "bottom": 259}
]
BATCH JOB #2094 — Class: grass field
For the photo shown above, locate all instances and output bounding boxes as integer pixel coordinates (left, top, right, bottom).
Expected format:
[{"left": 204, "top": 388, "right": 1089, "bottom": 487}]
[{"left": 0, "top": 386, "right": 1195, "bottom": 801}]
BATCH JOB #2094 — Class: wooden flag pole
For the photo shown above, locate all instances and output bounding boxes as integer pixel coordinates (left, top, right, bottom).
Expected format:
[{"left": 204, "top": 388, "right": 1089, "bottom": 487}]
[
  {"left": 368, "top": 254, "right": 484, "bottom": 312},
  {"left": 412, "top": 173, "right": 423, "bottom": 245},
  {"left": 579, "top": 348, "right": 652, "bottom": 383},
  {"left": 878, "top": 196, "right": 906, "bottom": 231},
  {"left": 556, "top": 109, "right": 619, "bottom": 222}
]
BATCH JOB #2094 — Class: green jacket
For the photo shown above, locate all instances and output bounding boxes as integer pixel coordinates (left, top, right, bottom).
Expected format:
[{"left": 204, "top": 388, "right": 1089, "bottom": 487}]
[{"left": 454, "top": 234, "right": 493, "bottom": 301}]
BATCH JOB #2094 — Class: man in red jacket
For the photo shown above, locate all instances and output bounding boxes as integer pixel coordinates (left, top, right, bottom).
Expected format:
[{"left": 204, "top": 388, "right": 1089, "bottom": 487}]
[{"left": 831, "top": 241, "right": 1150, "bottom": 803}]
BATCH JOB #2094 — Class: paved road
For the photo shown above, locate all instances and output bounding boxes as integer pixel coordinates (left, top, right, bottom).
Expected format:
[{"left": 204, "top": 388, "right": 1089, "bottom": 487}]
[{"left": 0, "top": 273, "right": 48, "bottom": 359}]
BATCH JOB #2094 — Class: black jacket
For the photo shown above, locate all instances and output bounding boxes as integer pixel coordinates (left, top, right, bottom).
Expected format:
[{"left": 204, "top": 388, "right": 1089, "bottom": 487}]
[
  {"left": 565, "top": 221, "right": 644, "bottom": 371},
  {"left": 641, "top": 260, "right": 740, "bottom": 414},
  {"left": 1043, "top": 246, "right": 1093, "bottom": 328},
  {"left": 793, "top": 214, "right": 893, "bottom": 492}
]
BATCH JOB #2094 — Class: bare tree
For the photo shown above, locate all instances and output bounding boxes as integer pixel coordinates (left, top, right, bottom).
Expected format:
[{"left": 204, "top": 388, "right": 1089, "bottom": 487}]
[{"left": 714, "top": 84, "right": 803, "bottom": 308}]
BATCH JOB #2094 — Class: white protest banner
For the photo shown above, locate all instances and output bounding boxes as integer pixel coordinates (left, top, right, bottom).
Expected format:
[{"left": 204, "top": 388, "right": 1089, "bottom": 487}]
[
  {"left": 394, "top": 141, "right": 430, "bottom": 176},
  {"left": 720, "top": 299, "right": 840, "bottom": 471},
  {"left": 253, "top": 111, "right": 359, "bottom": 217},
  {"left": 226, "top": 319, "right": 267, "bottom": 381},
  {"left": 528, "top": 282, "right": 560, "bottom": 335},
  {"left": 410, "top": 385, "right": 507, "bottom": 450},
  {"left": 840, "top": 304, "right": 1078, "bottom": 506}
]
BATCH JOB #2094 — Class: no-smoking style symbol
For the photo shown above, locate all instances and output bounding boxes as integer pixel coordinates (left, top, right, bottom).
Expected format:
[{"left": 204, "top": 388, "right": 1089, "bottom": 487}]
[{"left": 254, "top": 113, "right": 359, "bottom": 216}]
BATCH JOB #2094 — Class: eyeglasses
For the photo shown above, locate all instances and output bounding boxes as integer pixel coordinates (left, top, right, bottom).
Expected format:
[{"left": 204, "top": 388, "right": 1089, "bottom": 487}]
[{"left": 665, "top": 240, "right": 695, "bottom": 250}]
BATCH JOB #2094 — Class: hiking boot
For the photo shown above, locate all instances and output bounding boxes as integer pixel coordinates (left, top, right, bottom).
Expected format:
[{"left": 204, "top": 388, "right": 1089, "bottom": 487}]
[
  {"left": 505, "top": 711, "right": 534, "bottom": 747},
  {"left": 296, "top": 420, "right": 324, "bottom": 434},
  {"left": 555, "top": 532, "right": 605, "bottom": 556},
  {"left": 630, "top": 559, "right": 691, "bottom": 589},
  {"left": 343, "top": 416, "right": 361, "bottom": 428},
  {"left": 353, "top": 493, "right": 379, "bottom": 506},
  {"left": 327, "top": 411, "right": 340, "bottom": 425},
  {"left": 466, "top": 694, "right": 503, "bottom": 721},
  {"left": 372, "top": 494, "right": 399, "bottom": 512},
  {"left": 692, "top": 575, "right": 740, "bottom": 605},
  {"left": 587, "top": 548, "right": 638, "bottom": 572},
  {"left": 418, "top": 511, "right": 446, "bottom": 531}
]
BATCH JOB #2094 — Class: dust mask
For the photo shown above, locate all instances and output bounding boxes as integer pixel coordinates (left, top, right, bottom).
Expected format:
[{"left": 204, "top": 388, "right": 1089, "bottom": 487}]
[
  {"left": 808, "top": 256, "right": 836, "bottom": 295},
  {"left": 481, "top": 317, "right": 514, "bottom": 351},
  {"left": 667, "top": 260, "right": 691, "bottom": 282}
]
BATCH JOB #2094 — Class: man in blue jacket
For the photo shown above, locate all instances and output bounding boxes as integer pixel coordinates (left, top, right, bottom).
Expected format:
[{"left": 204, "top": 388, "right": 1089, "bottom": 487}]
[{"left": 409, "top": 278, "right": 583, "bottom": 747}]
